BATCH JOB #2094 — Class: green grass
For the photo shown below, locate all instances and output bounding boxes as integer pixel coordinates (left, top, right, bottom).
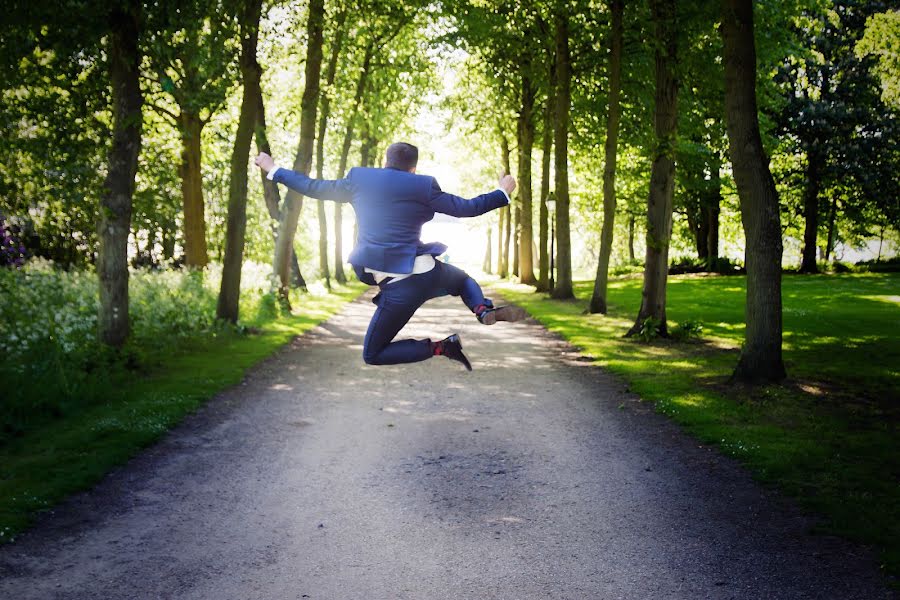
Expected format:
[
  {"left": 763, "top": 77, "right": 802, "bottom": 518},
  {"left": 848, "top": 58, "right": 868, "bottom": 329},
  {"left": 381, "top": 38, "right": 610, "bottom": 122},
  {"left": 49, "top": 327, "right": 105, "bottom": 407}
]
[
  {"left": 493, "top": 273, "right": 900, "bottom": 578},
  {"left": 0, "top": 283, "right": 366, "bottom": 543}
]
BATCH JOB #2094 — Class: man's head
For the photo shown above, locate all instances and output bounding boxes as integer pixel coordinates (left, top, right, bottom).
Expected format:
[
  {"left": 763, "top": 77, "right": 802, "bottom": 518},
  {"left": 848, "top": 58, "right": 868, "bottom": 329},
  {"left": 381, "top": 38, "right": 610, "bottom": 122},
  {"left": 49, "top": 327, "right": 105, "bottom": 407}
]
[{"left": 384, "top": 142, "right": 418, "bottom": 173}]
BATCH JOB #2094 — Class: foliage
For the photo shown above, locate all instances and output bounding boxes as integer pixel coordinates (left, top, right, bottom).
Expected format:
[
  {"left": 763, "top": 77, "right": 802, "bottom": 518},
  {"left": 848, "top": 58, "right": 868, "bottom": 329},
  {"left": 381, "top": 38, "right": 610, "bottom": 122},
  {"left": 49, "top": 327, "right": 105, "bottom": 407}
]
[
  {"left": 0, "top": 280, "right": 365, "bottom": 543},
  {"left": 856, "top": 9, "right": 900, "bottom": 109},
  {"left": 635, "top": 315, "right": 661, "bottom": 342},
  {"left": 0, "top": 259, "right": 281, "bottom": 443},
  {"left": 670, "top": 318, "right": 703, "bottom": 341}
]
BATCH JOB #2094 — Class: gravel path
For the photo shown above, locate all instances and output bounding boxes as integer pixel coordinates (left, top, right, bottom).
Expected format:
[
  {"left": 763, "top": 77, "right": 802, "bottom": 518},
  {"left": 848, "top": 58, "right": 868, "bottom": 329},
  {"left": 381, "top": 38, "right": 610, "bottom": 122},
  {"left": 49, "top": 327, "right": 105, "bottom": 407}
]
[{"left": 0, "top": 290, "right": 893, "bottom": 599}]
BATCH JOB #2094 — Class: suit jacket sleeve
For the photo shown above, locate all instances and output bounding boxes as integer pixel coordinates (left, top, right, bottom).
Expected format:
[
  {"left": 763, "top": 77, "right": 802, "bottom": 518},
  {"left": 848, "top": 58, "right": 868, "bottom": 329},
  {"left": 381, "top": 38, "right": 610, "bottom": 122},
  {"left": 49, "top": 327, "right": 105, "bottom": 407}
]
[
  {"left": 427, "top": 178, "right": 509, "bottom": 217},
  {"left": 271, "top": 168, "right": 353, "bottom": 202}
]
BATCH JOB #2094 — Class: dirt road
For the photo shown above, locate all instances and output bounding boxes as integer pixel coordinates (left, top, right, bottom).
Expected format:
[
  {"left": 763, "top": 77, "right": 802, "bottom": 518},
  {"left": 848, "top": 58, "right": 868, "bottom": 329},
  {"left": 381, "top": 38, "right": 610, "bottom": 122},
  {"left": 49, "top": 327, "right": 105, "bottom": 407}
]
[{"left": 0, "top": 291, "right": 892, "bottom": 599}]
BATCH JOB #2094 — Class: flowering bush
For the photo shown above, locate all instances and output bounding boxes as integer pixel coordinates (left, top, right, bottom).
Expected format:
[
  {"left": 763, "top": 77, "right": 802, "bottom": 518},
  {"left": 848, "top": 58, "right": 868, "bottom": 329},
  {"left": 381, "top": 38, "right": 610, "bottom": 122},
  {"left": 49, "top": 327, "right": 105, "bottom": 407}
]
[
  {"left": 0, "top": 260, "right": 281, "bottom": 441},
  {"left": 0, "top": 215, "right": 27, "bottom": 268}
]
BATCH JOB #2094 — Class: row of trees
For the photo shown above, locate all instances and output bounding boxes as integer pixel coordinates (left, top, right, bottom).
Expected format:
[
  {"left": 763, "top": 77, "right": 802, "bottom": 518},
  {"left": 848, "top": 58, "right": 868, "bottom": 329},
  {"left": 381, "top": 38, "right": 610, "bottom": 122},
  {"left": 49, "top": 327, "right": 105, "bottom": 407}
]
[
  {"left": 446, "top": 0, "right": 897, "bottom": 382},
  {"left": 3, "top": 1, "right": 897, "bottom": 384},
  {"left": 3, "top": 0, "right": 435, "bottom": 338}
]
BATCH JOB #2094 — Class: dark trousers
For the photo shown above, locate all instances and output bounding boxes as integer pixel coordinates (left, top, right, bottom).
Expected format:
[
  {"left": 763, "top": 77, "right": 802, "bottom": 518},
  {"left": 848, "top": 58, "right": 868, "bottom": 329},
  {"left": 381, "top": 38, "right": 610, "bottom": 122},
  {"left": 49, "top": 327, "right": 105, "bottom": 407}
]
[{"left": 361, "top": 261, "right": 488, "bottom": 365}]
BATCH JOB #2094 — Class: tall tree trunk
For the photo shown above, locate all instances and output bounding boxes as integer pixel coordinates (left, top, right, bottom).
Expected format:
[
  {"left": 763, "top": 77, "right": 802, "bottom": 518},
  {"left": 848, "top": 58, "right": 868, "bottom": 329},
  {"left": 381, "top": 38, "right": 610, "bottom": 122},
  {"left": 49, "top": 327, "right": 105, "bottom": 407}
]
[
  {"left": 253, "top": 73, "right": 305, "bottom": 287},
  {"left": 627, "top": 0, "right": 677, "bottom": 334},
  {"left": 161, "top": 224, "right": 175, "bottom": 260},
  {"left": 273, "top": 0, "right": 324, "bottom": 300},
  {"left": 551, "top": 9, "right": 574, "bottom": 300},
  {"left": 824, "top": 194, "right": 838, "bottom": 262},
  {"left": 721, "top": 0, "right": 786, "bottom": 382},
  {"left": 314, "top": 9, "right": 348, "bottom": 290},
  {"left": 628, "top": 213, "right": 636, "bottom": 260},
  {"left": 499, "top": 133, "right": 512, "bottom": 278},
  {"left": 517, "top": 75, "right": 537, "bottom": 284},
  {"left": 589, "top": 0, "right": 623, "bottom": 314},
  {"left": 179, "top": 110, "right": 208, "bottom": 268},
  {"left": 483, "top": 227, "right": 492, "bottom": 273},
  {"left": 706, "top": 153, "right": 721, "bottom": 269},
  {"left": 513, "top": 206, "right": 520, "bottom": 276},
  {"left": 98, "top": 0, "right": 143, "bottom": 347},
  {"left": 254, "top": 86, "right": 281, "bottom": 222},
  {"left": 799, "top": 148, "right": 821, "bottom": 273},
  {"left": 497, "top": 210, "right": 505, "bottom": 278},
  {"left": 332, "top": 42, "right": 374, "bottom": 285},
  {"left": 694, "top": 202, "right": 710, "bottom": 261},
  {"left": 217, "top": 0, "right": 262, "bottom": 323},
  {"left": 537, "top": 72, "right": 554, "bottom": 291}
]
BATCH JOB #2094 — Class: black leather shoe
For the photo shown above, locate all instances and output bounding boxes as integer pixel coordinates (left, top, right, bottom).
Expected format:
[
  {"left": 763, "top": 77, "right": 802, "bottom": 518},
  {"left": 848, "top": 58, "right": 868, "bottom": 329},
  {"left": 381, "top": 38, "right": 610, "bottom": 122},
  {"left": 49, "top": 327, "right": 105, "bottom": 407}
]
[
  {"left": 439, "top": 334, "right": 472, "bottom": 371},
  {"left": 477, "top": 305, "right": 527, "bottom": 325}
]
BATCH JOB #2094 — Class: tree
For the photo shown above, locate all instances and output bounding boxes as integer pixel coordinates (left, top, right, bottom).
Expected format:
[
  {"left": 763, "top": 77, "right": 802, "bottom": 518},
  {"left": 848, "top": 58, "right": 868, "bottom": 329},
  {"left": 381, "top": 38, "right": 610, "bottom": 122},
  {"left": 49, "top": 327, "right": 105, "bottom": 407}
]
[
  {"left": 589, "top": 0, "right": 623, "bottom": 314},
  {"left": 776, "top": 1, "right": 898, "bottom": 273},
  {"left": 272, "top": 0, "right": 325, "bottom": 301},
  {"left": 627, "top": 0, "right": 677, "bottom": 332},
  {"left": 314, "top": 5, "right": 350, "bottom": 289},
  {"left": 721, "top": 0, "right": 787, "bottom": 382},
  {"left": 98, "top": 0, "right": 143, "bottom": 346},
  {"left": 856, "top": 9, "right": 900, "bottom": 110},
  {"left": 216, "top": 0, "right": 262, "bottom": 323},
  {"left": 145, "top": 0, "right": 239, "bottom": 268},
  {"left": 551, "top": 7, "right": 575, "bottom": 300}
]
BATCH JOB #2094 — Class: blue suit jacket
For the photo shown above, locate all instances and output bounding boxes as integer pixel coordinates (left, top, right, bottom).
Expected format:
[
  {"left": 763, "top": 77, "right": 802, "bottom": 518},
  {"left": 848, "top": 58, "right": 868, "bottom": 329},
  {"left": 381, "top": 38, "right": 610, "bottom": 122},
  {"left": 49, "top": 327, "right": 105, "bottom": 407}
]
[{"left": 271, "top": 166, "right": 508, "bottom": 282}]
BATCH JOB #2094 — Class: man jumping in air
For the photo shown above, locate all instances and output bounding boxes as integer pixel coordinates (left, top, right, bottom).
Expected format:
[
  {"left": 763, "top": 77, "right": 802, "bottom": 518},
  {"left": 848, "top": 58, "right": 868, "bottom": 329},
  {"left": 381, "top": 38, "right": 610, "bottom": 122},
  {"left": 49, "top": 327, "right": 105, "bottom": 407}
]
[{"left": 254, "top": 142, "right": 526, "bottom": 371}]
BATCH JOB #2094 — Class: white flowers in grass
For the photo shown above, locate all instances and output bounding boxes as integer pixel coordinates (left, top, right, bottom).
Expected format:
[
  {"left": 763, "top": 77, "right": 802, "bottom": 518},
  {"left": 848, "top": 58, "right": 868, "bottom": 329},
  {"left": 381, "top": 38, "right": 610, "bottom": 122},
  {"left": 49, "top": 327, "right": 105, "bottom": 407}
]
[{"left": 0, "top": 259, "right": 275, "bottom": 361}]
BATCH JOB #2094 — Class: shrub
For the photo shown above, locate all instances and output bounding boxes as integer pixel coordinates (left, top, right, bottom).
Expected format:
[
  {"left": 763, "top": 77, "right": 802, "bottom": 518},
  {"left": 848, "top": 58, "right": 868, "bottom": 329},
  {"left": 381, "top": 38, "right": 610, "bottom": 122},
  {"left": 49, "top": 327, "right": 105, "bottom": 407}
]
[
  {"left": 0, "top": 260, "right": 281, "bottom": 444},
  {"left": 635, "top": 316, "right": 662, "bottom": 342},
  {"left": 671, "top": 319, "right": 704, "bottom": 341},
  {"left": 855, "top": 256, "right": 900, "bottom": 273}
]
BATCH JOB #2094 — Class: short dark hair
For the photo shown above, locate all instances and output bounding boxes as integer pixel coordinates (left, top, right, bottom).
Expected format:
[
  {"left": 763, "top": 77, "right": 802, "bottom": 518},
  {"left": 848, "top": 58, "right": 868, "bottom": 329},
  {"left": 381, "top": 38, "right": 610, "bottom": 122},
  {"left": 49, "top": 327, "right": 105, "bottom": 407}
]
[{"left": 384, "top": 142, "right": 418, "bottom": 171}]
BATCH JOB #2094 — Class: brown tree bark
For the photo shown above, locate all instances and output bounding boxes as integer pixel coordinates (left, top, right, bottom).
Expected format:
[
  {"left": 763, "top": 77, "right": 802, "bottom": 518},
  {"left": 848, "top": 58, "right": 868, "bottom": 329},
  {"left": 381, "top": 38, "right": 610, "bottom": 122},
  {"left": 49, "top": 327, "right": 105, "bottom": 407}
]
[
  {"left": 627, "top": 0, "right": 678, "bottom": 334},
  {"left": 499, "top": 132, "right": 512, "bottom": 278},
  {"left": 721, "top": 0, "right": 786, "bottom": 382},
  {"left": 273, "top": 0, "right": 324, "bottom": 300},
  {"left": 589, "top": 0, "right": 623, "bottom": 314},
  {"left": 483, "top": 227, "right": 493, "bottom": 274},
  {"left": 628, "top": 213, "right": 636, "bottom": 260},
  {"left": 497, "top": 210, "right": 505, "bottom": 278},
  {"left": 537, "top": 69, "right": 555, "bottom": 292},
  {"left": 217, "top": 0, "right": 262, "bottom": 323},
  {"left": 332, "top": 41, "right": 375, "bottom": 285},
  {"left": 551, "top": 9, "right": 574, "bottom": 300},
  {"left": 706, "top": 153, "right": 721, "bottom": 268},
  {"left": 314, "top": 8, "right": 348, "bottom": 290},
  {"left": 98, "top": 0, "right": 143, "bottom": 347},
  {"left": 799, "top": 148, "right": 821, "bottom": 273},
  {"left": 824, "top": 195, "right": 838, "bottom": 262},
  {"left": 517, "top": 74, "right": 537, "bottom": 284},
  {"left": 179, "top": 110, "right": 208, "bottom": 268}
]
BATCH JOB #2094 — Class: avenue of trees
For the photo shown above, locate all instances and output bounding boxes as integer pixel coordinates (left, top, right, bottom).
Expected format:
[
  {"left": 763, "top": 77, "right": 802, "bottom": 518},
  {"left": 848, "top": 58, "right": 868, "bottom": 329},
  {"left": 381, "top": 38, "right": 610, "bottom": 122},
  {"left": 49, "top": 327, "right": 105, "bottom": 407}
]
[{"left": 1, "top": 0, "right": 898, "bottom": 384}]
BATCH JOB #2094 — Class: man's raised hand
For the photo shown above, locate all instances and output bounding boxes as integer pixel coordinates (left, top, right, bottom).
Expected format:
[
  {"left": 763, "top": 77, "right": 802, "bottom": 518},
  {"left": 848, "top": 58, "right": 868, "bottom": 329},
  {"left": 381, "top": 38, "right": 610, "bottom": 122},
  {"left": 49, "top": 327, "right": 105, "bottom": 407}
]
[
  {"left": 254, "top": 152, "right": 275, "bottom": 174},
  {"left": 499, "top": 173, "right": 517, "bottom": 196}
]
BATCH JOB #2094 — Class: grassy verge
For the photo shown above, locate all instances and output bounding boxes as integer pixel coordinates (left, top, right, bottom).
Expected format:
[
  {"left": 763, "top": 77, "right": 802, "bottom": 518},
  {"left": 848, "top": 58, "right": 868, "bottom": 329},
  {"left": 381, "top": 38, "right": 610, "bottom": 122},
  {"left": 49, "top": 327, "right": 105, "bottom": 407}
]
[
  {"left": 0, "top": 282, "right": 366, "bottom": 543},
  {"left": 493, "top": 273, "right": 899, "bottom": 579}
]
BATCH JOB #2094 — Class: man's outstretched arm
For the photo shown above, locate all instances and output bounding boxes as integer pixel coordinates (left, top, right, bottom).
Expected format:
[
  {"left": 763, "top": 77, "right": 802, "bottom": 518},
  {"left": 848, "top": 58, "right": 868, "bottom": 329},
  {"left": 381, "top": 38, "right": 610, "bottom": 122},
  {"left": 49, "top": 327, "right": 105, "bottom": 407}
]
[
  {"left": 254, "top": 152, "right": 353, "bottom": 202},
  {"left": 429, "top": 174, "right": 517, "bottom": 218}
]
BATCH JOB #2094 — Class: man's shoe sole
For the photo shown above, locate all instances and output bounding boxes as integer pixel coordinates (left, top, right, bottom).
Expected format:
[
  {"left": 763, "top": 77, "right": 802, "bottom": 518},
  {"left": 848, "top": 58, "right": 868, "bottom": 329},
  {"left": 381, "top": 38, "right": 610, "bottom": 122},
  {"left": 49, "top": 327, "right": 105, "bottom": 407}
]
[{"left": 480, "top": 305, "right": 527, "bottom": 325}]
